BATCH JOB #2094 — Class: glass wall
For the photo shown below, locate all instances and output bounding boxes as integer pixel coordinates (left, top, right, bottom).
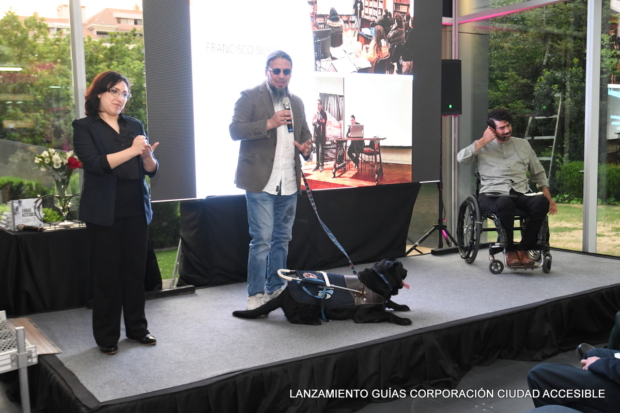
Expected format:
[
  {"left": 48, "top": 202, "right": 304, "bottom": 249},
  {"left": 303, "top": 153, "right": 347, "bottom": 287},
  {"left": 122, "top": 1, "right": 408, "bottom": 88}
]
[
  {"left": 600, "top": 2, "right": 620, "bottom": 256},
  {"left": 0, "top": 0, "right": 145, "bottom": 203},
  {"left": 0, "top": 8, "right": 75, "bottom": 198},
  {"left": 456, "top": 0, "right": 619, "bottom": 257},
  {"left": 487, "top": 1, "right": 588, "bottom": 253}
]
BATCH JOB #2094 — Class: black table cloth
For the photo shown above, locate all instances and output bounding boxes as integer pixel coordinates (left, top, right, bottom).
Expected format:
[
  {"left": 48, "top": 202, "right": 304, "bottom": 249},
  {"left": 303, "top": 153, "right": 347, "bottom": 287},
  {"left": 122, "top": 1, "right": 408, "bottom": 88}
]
[
  {"left": 0, "top": 228, "right": 162, "bottom": 316},
  {"left": 0, "top": 228, "right": 91, "bottom": 316}
]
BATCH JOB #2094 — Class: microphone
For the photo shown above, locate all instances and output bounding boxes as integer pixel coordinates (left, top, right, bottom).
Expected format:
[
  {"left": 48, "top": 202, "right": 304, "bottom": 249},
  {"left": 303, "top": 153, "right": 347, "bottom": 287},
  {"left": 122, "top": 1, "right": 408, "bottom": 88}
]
[
  {"left": 282, "top": 97, "right": 294, "bottom": 133},
  {"left": 16, "top": 224, "right": 45, "bottom": 232}
]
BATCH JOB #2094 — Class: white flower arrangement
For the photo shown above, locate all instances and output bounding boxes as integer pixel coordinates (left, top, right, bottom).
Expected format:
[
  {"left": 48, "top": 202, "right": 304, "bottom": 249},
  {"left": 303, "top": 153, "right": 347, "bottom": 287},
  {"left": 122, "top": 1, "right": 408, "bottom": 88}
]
[{"left": 34, "top": 149, "right": 83, "bottom": 195}]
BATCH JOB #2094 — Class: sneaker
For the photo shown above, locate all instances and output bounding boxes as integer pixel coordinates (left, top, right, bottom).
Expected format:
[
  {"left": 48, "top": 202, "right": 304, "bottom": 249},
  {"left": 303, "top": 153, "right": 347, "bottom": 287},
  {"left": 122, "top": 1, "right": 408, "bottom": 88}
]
[
  {"left": 246, "top": 293, "right": 264, "bottom": 310},
  {"left": 263, "top": 286, "right": 285, "bottom": 304}
]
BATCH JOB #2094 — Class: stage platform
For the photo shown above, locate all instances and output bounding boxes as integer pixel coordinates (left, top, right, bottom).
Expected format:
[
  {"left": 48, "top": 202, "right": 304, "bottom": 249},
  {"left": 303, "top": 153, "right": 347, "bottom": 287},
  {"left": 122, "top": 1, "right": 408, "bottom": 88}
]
[{"left": 23, "top": 250, "right": 620, "bottom": 412}]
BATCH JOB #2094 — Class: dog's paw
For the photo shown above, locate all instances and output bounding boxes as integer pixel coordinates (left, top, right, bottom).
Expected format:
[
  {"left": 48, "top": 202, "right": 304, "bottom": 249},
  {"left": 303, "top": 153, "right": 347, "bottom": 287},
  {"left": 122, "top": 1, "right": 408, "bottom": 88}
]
[
  {"left": 394, "top": 317, "right": 412, "bottom": 326},
  {"left": 393, "top": 304, "right": 410, "bottom": 312}
]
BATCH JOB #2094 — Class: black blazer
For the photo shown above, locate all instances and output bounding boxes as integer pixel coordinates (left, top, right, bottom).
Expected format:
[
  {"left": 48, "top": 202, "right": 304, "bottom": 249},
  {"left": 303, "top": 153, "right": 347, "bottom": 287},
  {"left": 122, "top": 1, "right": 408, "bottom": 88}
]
[{"left": 72, "top": 115, "right": 158, "bottom": 227}]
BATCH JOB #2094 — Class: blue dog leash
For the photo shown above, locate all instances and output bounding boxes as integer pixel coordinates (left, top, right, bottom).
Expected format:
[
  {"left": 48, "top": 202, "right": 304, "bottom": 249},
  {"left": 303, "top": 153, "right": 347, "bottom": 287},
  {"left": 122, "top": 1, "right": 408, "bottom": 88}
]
[{"left": 300, "top": 164, "right": 357, "bottom": 275}]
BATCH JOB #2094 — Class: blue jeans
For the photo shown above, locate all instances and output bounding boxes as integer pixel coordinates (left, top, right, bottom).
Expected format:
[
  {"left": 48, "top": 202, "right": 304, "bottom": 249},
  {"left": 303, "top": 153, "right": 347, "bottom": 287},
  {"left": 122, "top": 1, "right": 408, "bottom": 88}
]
[{"left": 245, "top": 191, "right": 298, "bottom": 297}]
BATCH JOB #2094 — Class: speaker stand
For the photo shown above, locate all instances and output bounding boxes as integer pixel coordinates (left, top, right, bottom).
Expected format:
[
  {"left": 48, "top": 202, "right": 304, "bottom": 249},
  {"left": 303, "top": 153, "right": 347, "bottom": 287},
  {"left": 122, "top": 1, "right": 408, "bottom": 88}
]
[{"left": 406, "top": 181, "right": 457, "bottom": 255}]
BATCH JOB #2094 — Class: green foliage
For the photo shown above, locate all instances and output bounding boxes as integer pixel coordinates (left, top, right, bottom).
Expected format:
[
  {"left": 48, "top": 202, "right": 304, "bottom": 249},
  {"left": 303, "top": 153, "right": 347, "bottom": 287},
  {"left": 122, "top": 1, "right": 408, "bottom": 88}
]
[
  {"left": 0, "top": 11, "right": 148, "bottom": 150},
  {"left": 552, "top": 162, "right": 620, "bottom": 205},
  {"left": 41, "top": 208, "right": 63, "bottom": 223},
  {"left": 600, "top": 164, "right": 620, "bottom": 205},
  {"left": 0, "top": 12, "right": 74, "bottom": 147},
  {"left": 552, "top": 161, "right": 584, "bottom": 203},
  {"left": 69, "top": 172, "right": 81, "bottom": 195},
  {"left": 487, "top": 1, "right": 604, "bottom": 166},
  {"left": 0, "top": 176, "right": 49, "bottom": 200},
  {"left": 149, "top": 201, "right": 180, "bottom": 249},
  {"left": 83, "top": 30, "right": 147, "bottom": 125},
  {"left": 154, "top": 249, "right": 178, "bottom": 280}
]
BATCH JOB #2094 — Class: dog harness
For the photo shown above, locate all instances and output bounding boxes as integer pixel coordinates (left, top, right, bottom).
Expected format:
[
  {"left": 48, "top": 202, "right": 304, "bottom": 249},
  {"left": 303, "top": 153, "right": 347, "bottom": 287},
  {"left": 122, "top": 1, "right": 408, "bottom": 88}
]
[{"left": 287, "top": 271, "right": 387, "bottom": 320}]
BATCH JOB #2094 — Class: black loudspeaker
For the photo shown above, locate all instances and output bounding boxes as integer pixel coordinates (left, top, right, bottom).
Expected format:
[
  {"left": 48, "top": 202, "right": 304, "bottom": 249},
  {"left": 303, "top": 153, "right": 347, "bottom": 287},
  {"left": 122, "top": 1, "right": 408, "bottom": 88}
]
[
  {"left": 443, "top": 0, "right": 453, "bottom": 17},
  {"left": 441, "top": 59, "right": 462, "bottom": 116}
]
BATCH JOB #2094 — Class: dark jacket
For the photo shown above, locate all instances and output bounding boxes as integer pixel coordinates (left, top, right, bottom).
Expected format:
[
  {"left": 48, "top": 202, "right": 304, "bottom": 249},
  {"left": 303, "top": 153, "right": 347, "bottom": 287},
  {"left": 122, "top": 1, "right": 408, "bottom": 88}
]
[
  {"left": 401, "top": 29, "right": 415, "bottom": 61},
  {"left": 388, "top": 28, "right": 405, "bottom": 46},
  {"left": 72, "top": 115, "right": 158, "bottom": 227},
  {"left": 377, "top": 16, "right": 392, "bottom": 37},
  {"left": 229, "top": 82, "right": 312, "bottom": 193},
  {"left": 590, "top": 358, "right": 620, "bottom": 385}
]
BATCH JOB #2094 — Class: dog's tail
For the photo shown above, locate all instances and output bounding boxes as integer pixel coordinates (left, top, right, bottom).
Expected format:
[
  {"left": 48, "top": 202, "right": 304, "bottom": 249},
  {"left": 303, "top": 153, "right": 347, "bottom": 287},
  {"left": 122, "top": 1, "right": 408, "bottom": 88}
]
[{"left": 232, "top": 293, "right": 283, "bottom": 319}]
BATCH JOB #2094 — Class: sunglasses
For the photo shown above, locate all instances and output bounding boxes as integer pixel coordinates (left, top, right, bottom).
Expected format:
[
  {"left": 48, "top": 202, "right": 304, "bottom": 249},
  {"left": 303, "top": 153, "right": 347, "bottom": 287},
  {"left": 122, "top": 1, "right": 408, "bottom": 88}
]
[{"left": 268, "top": 68, "right": 292, "bottom": 76}]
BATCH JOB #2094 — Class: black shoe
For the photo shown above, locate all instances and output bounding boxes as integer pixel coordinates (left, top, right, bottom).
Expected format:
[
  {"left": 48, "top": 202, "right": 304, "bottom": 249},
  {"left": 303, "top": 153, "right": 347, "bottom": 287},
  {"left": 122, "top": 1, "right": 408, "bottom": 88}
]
[
  {"left": 313, "top": 165, "right": 320, "bottom": 171},
  {"left": 319, "top": 166, "right": 324, "bottom": 172},
  {"left": 577, "top": 343, "right": 595, "bottom": 359},
  {"left": 129, "top": 334, "right": 157, "bottom": 345},
  {"left": 99, "top": 343, "right": 118, "bottom": 355}
]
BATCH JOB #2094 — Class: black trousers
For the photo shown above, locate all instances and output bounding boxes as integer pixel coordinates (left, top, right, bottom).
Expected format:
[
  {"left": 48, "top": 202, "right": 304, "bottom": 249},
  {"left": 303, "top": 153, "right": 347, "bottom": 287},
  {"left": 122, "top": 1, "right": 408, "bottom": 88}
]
[
  {"left": 87, "top": 216, "right": 150, "bottom": 345},
  {"left": 528, "top": 348, "right": 620, "bottom": 412},
  {"left": 478, "top": 190, "right": 549, "bottom": 251},
  {"left": 347, "top": 141, "right": 364, "bottom": 166},
  {"left": 315, "top": 141, "right": 325, "bottom": 166}
]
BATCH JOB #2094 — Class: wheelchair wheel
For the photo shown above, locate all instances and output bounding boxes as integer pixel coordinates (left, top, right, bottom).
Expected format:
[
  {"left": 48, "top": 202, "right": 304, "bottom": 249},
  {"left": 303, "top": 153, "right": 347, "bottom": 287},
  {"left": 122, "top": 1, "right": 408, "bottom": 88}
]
[
  {"left": 542, "top": 253, "right": 552, "bottom": 273},
  {"left": 457, "top": 195, "right": 481, "bottom": 264},
  {"left": 489, "top": 259, "right": 504, "bottom": 274}
]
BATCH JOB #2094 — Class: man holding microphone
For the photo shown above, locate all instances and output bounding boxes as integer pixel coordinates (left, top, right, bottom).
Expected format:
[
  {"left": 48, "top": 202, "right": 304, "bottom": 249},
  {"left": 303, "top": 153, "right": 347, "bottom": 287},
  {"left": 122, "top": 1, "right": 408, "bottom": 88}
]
[{"left": 230, "top": 50, "right": 312, "bottom": 310}]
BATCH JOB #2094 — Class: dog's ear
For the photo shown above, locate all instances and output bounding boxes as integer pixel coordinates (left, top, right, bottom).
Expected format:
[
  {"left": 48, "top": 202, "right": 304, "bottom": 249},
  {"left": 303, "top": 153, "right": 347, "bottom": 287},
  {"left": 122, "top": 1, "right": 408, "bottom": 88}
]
[
  {"left": 393, "top": 260, "right": 407, "bottom": 280},
  {"left": 385, "top": 260, "right": 407, "bottom": 282},
  {"left": 374, "top": 258, "right": 394, "bottom": 274}
]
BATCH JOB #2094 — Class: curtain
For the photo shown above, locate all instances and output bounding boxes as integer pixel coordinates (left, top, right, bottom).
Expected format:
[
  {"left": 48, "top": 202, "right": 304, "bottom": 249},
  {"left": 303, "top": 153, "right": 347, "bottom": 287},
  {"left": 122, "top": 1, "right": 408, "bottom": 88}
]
[{"left": 320, "top": 93, "right": 344, "bottom": 121}]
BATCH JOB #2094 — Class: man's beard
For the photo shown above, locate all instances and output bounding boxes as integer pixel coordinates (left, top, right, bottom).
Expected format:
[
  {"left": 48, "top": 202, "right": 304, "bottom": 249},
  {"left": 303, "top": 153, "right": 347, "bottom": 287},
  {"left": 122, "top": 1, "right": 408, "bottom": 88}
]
[{"left": 268, "top": 84, "right": 289, "bottom": 101}]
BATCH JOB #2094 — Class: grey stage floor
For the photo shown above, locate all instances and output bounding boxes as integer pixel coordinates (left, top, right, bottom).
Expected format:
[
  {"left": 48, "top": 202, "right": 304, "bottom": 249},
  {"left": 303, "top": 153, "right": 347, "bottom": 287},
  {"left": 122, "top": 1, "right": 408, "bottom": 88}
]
[{"left": 28, "top": 250, "right": 619, "bottom": 403}]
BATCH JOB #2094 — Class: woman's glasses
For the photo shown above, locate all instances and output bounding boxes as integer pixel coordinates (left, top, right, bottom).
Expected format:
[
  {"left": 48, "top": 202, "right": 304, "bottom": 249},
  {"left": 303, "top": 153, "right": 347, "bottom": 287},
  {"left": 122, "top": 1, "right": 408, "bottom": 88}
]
[{"left": 108, "top": 87, "right": 131, "bottom": 100}]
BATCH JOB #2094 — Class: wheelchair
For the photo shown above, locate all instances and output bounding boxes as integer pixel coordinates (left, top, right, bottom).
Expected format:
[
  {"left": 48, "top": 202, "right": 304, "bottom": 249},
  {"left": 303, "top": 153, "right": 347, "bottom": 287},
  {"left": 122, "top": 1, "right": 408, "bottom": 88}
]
[{"left": 456, "top": 176, "right": 552, "bottom": 274}]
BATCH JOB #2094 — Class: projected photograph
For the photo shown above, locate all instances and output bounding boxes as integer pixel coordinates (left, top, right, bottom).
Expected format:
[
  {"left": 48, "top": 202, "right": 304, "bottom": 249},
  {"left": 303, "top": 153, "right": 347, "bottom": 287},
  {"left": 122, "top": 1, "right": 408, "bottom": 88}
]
[
  {"left": 310, "top": 0, "right": 414, "bottom": 75},
  {"left": 190, "top": 0, "right": 413, "bottom": 197},
  {"left": 301, "top": 0, "right": 414, "bottom": 189}
]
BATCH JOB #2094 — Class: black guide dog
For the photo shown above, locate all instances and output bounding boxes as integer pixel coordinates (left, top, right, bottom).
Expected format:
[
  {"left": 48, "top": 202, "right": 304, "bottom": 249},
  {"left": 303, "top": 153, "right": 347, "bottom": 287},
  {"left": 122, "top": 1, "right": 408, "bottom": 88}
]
[{"left": 232, "top": 259, "right": 411, "bottom": 326}]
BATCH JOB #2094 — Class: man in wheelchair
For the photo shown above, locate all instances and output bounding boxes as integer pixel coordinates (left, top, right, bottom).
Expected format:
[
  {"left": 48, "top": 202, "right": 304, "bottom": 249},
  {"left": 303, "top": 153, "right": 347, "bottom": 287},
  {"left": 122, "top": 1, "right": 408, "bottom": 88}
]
[{"left": 457, "top": 108, "right": 557, "bottom": 268}]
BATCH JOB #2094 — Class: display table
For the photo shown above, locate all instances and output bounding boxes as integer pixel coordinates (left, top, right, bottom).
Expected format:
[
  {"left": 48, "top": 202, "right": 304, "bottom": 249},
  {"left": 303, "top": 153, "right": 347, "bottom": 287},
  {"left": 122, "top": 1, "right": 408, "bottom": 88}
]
[
  {"left": 0, "top": 227, "right": 163, "bottom": 317},
  {"left": 0, "top": 228, "right": 91, "bottom": 316}
]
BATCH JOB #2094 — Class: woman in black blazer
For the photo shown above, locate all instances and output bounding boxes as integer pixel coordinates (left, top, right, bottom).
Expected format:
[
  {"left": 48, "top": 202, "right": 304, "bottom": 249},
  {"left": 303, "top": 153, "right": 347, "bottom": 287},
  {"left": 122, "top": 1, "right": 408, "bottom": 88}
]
[{"left": 73, "top": 71, "right": 159, "bottom": 355}]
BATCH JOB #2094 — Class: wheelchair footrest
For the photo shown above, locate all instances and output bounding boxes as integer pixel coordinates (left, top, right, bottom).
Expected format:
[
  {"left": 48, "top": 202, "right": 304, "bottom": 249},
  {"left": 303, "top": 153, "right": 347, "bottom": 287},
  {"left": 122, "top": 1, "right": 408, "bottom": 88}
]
[{"left": 488, "top": 245, "right": 504, "bottom": 256}]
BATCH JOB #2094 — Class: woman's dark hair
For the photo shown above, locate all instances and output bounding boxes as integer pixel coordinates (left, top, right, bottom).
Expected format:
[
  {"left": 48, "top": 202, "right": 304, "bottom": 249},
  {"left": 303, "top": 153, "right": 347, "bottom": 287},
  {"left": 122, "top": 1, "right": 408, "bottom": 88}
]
[
  {"left": 328, "top": 7, "right": 340, "bottom": 21},
  {"left": 373, "top": 25, "right": 386, "bottom": 56},
  {"left": 265, "top": 50, "right": 293, "bottom": 69},
  {"left": 487, "top": 108, "right": 513, "bottom": 129},
  {"left": 394, "top": 14, "right": 403, "bottom": 29},
  {"left": 84, "top": 71, "right": 130, "bottom": 116}
]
